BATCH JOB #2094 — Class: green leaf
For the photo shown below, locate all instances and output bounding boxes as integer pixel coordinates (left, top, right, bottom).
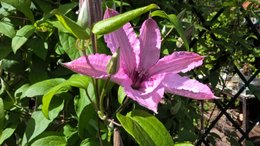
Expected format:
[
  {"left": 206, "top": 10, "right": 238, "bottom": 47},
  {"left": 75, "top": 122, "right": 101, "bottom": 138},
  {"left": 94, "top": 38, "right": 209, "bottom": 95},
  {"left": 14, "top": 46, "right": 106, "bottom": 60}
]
[
  {"left": 74, "top": 88, "right": 95, "bottom": 117},
  {"left": 20, "top": 78, "right": 66, "bottom": 99},
  {"left": 80, "top": 138, "right": 110, "bottom": 146},
  {"left": 92, "top": 4, "right": 159, "bottom": 35},
  {"left": 21, "top": 98, "right": 64, "bottom": 146},
  {"left": 0, "top": 124, "right": 17, "bottom": 145},
  {"left": 74, "top": 89, "right": 88, "bottom": 117},
  {"left": 0, "top": 98, "right": 4, "bottom": 135},
  {"left": 0, "top": 79, "right": 6, "bottom": 95},
  {"left": 150, "top": 10, "right": 169, "bottom": 19},
  {"left": 177, "top": 129, "right": 197, "bottom": 142},
  {"left": 78, "top": 105, "right": 98, "bottom": 139},
  {"left": 0, "top": 41, "right": 12, "bottom": 60},
  {"left": 171, "top": 101, "right": 182, "bottom": 115},
  {"left": 58, "top": 31, "right": 81, "bottom": 60},
  {"left": 105, "top": 1, "right": 130, "bottom": 8},
  {"left": 151, "top": 10, "right": 189, "bottom": 50},
  {"left": 29, "top": 38, "right": 47, "bottom": 60},
  {"left": 118, "top": 86, "right": 126, "bottom": 104},
  {"left": 245, "top": 140, "right": 254, "bottom": 146},
  {"left": 30, "top": 135, "right": 66, "bottom": 146},
  {"left": 117, "top": 110, "right": 174, "bottom": 146},
  {"left": 14, "top": 84, "right": 29, "bottom": 99},
  {"left": 1, "top": 0, "right": 34, "bottom": 22},
  {"left": 0, "top": 58, "right": 25, "bottom": 74},
  {"left": 32, "top": 1, "right": 52, "bottom": 14},
  {"left": 49, "top": 21, "right": 69, "bottom": 33},
  {"left": 52, "top": 10, "right": 89, "bottom": 39},
  {"left": 42, "top": 74, "right": 90, "bottom": 118},
  {"left": 174, "top": 143, "right": 193, "bottom": 146},
  {"left": 12, "top": 25, "right": 35, "bottom": 53},
  {"left": 63, "top": 124, "right": 77, "bottom": 139},
  {"left": 208, "top": 70, "right": 220, "bottom": 89},
  {"left": 248, "top": 0, "right": 260, "bottom": 5},
  {"left": 57, "top": 2, "right": 78, "bottom": 15},
  {"left": 80, "top": 138, "right": 100, "bottom": 146},
  {"left": 167, "top": 14, "right": 189, "bottom": 50},
  {"left": 28, "top": 56, "right": 49, "bottom": 83},
  {"left": 0, "top": 21, "right": 15, "bottom": 38}
]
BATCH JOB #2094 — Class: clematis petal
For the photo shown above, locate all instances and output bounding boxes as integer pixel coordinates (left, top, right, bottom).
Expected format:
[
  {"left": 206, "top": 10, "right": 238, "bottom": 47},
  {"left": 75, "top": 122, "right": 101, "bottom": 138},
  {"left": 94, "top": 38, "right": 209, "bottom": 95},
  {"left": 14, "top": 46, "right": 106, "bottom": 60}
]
[
  {"left": 103, "top": 9, "right": 119, "bottom": 53},
  {"left": 163, "top": 73, "right": 215, "bottom": 100},
  {"left": 117, "top": 73, "right": 165, "bottom": 112},
  {"left": 103, "top": 8, "right": 140, "bottom": 76},
  {"left": 138, "top": 18, "right": 161, "bottom": 71},
  {"left": 111, "top": 69, "right": 132, "bottom": 86},
  {"left": 139, "top": 73, "right": 165, "bottom": 94},
  {"left": 123, "top": 85, "right": 164, "bottom": 113},
  {"left": 148, "top": 51, "right": 204, "bottom": 76},
  {"left": 62, "top": 54, "right": 111, "bottom": 78}
]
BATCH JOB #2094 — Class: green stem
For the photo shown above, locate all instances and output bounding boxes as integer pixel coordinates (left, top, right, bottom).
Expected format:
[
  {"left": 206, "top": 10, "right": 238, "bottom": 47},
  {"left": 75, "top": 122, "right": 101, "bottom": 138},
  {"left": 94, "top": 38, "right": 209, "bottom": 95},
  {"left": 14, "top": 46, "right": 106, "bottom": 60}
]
[
  {"left": 86, "top": 1, "right": 103, "bottom": 145},
  {"left": 81, "top": 50, "right": 100, "bottom": 112},
  {"left": 0, "top": 77, "right": 15, "bottom": 103},
  {"left": 99, "top": 76, "right": 111, "bottom": 115},
  {"left": 120, "top": 0, "right": 123, "bottom": 13},
  {"left": 6, "top": 89, "right": 15, "bottom": 104},
  {"left": 93, "top": 78, "right": 99, "bottom": 109},
  {"left": 113, "top": 97, "right": 130, "bottom": 118},
  {"left": 85, "top": 89, "right": 98, "bottom": 110},
  {"left": 161, "top": 26, "right": 174, "bottom": 43},
  {"left": 97, "top": 118, "right": 103, "bottom": 146}
]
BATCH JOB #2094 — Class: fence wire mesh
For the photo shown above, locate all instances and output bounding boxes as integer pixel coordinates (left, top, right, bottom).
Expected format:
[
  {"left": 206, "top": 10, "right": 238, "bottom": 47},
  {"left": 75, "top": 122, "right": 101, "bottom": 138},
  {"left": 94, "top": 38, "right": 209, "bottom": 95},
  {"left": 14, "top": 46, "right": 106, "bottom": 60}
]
[{"left": 185, "top": 0, "right": 260, "bottom": 145}]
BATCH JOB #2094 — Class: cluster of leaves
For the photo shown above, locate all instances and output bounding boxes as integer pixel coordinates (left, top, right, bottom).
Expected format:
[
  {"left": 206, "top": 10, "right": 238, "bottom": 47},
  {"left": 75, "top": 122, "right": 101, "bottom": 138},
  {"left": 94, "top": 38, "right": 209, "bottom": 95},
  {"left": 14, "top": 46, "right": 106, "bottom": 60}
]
[
  {"left": 0, "top": 0, "right": 192, "bottom": 145},
  {"left": 0, "top": 0, "right": 84, "bottom": 145},
  {"left": 191, "top": 0, "right": 260, "bottom": 81},
  {"left": 0, "top": 0, "right": 259, "bottom": 146}
]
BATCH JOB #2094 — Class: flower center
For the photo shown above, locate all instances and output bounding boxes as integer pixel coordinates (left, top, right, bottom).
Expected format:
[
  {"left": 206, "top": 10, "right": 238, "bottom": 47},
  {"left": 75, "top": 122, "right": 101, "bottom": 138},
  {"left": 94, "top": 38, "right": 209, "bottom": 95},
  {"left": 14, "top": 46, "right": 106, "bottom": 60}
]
[{"left": 131, "top": 70, "right": 147, "bottom": 89}]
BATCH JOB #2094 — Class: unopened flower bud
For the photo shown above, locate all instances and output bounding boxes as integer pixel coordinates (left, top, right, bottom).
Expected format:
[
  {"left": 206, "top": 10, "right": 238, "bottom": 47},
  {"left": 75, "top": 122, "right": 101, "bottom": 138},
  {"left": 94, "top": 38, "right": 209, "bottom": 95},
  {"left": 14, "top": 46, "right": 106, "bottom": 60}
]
[
  {"left": 77, "top": 0, "right": 90, "bottom": 29},
  {"left": 106, "top": 48, "right": 120, "bottom": 75}
]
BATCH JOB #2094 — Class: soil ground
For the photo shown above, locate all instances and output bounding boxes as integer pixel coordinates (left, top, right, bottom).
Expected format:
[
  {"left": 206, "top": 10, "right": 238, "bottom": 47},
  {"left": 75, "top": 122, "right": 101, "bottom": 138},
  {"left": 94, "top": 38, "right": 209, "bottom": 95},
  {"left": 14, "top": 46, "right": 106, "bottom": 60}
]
[{"left": 203, "top": 105, "right": 260, "bottom": 146}]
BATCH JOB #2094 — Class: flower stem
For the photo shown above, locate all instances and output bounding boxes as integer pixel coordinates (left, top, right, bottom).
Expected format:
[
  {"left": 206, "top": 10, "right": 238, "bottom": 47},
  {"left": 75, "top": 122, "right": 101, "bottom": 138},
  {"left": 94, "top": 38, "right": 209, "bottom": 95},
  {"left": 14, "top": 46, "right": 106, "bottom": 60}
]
[
  {"left": 92, "top": 78, "right": 99, "bottom": 108},
  {"left": 81, "top": 42, "right": 100, "bottom": 110},
  {"left": 120, "top": 0, "right": 123, "bottom": 13},
  {"left": 113, "top": 97, "right": 130, "bottom": 118},
  {"left": 97, "top": 118, "right": 103, "bottom": 146},
  {"left": 1, "top": 78, "right": 15, "bottom": 103},
  {"left": 85, "top": 89, "right": 98, "bottom": 110},
  {"left": 87, "top": 1, "right": 103, "bottom": 146},
  {"left": 99, "top": 76, "right": 111, "bottom": 116},
  {"left": 161, "top": 26, "right": 174, "bottom": 43}
]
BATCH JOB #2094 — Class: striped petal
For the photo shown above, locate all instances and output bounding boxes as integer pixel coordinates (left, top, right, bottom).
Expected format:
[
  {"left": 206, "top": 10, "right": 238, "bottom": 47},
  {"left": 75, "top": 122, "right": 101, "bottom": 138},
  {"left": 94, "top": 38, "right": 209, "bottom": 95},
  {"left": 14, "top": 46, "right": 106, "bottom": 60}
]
[
  {"left": 123, "top": 85, "right": 164, "bottom": 113},
  {"left": 120, "top": 73, "right": 165, "bottom": 112},
  {"left": 62, "top": 54, "right": 111, "bottom": 78},
  {"left": 138, "top": 18, "right": 161, "bottom": 71},
  {"left": 163, "top": 73, "right": 215, "bottom": 100},
  {"left": 103, "top": 8, "right": 140, "bottom": 77},
  {"left": 148, "top": 51, "right": 204, "bottom": 76}
]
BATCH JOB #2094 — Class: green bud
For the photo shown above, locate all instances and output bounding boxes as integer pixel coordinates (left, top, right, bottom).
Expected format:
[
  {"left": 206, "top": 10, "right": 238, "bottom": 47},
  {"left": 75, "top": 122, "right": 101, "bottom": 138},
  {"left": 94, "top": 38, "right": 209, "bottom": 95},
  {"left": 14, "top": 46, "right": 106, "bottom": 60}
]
[
  {"left": 106, "top": 48, "right": 120, "bottom": 75},
  {"left": 108, "top": 121, "right": 114, "bottom": 131},
  {"left": 107, "top": 121, "right": 114, "bottom": 142}
]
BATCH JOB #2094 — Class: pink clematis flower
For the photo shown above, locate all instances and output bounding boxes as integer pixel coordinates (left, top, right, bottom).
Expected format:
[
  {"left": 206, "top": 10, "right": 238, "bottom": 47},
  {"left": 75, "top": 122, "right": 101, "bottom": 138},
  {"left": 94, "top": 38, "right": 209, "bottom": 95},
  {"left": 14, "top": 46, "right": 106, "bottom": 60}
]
[{"left": 63, "top": 8, "right": 216, "bottom": 113}]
